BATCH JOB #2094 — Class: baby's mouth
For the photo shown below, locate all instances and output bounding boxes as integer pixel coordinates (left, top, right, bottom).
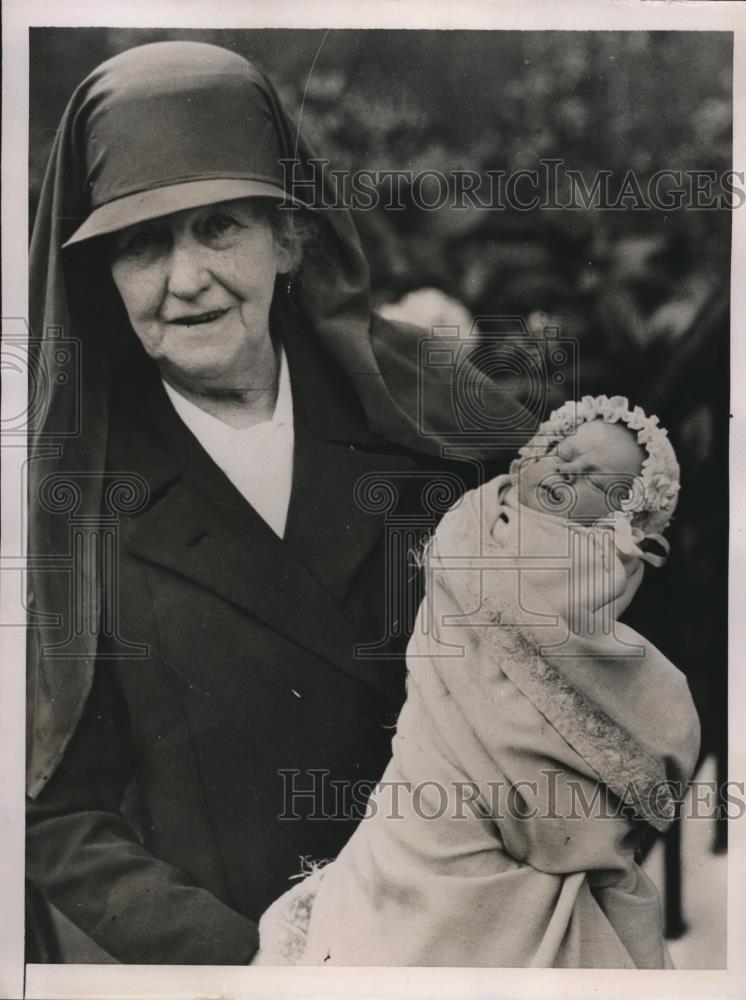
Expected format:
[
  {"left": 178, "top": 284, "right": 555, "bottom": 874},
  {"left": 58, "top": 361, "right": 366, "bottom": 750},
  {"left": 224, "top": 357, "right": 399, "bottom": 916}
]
[{"left": 171, "top": 309, "right": 228, "bottom": 327}]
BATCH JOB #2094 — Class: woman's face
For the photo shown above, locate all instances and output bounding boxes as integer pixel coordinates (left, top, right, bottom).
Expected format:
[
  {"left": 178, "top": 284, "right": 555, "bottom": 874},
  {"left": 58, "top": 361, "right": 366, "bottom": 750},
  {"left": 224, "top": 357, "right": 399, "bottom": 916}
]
[{"left": 108, "top": 199, "right": 292, "bottom": 389}]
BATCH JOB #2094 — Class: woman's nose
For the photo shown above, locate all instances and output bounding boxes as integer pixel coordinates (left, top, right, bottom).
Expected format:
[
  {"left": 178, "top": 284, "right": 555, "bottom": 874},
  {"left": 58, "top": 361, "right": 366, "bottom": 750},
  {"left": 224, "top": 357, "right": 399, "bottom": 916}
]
[{"left": 165, "top": 238, "right": 212, "bottom": 299}]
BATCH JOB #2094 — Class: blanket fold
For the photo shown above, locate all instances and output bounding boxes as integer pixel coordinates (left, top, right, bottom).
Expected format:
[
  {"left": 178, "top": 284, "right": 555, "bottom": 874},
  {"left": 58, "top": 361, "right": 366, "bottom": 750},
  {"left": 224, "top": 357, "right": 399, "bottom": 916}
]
[{"left": 255, "top": 478, "right": 700, "bottom": 968}]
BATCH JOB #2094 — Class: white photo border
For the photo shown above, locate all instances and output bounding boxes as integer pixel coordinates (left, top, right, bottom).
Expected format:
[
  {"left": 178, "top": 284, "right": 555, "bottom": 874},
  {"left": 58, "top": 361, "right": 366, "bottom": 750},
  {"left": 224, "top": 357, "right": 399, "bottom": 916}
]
[{"left": 3, "top": 1, "right": 745, "bottom": 998}]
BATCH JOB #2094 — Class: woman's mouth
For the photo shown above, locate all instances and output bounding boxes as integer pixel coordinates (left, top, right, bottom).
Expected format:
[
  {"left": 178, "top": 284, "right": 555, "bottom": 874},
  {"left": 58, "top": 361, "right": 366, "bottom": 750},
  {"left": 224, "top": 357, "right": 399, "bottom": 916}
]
[{"left": 170, "top": 308, "right": 229, "bottom": 326}]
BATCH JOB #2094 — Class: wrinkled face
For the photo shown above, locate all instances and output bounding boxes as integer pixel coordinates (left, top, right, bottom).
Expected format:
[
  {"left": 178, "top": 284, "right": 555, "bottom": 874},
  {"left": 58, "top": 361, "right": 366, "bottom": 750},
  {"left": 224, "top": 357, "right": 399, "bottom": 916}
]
[
  {"left": 108, "top": 199, "right": 292, "bottom": 388},
  {"left": 517, "top": 420, "right": 645, "bottom": 522}
]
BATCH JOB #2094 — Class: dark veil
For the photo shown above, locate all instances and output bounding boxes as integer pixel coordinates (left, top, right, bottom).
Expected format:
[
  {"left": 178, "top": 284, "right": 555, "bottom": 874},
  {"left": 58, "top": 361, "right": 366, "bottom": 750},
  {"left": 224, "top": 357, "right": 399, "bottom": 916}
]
[{"left": 28, "top": 41, "right": 531, "bottom": 795}]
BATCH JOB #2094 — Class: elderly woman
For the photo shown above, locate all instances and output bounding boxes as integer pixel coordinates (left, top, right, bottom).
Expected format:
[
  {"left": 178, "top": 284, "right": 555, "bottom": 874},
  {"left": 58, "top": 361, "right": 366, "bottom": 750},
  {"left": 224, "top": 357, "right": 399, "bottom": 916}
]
[{"left": 25, "top": 41, "right": 532, "bottom": 964}]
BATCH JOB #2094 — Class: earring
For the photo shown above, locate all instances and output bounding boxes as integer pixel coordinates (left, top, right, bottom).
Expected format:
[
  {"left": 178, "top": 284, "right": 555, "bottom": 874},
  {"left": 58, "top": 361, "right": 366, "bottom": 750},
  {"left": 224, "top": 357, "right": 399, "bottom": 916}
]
[{"left": 286, "top": 275, "right": 293, "bottom": 296}]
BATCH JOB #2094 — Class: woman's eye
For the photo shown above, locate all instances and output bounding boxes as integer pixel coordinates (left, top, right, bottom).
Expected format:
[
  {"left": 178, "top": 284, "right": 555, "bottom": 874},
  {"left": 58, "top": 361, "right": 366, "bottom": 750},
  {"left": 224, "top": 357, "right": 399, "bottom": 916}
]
[
  {"left": 200, "top": 213, "right": 242, "bottom": 246},
  {"left": 111, "top": 227, "right": 163, "bottom": 260}
]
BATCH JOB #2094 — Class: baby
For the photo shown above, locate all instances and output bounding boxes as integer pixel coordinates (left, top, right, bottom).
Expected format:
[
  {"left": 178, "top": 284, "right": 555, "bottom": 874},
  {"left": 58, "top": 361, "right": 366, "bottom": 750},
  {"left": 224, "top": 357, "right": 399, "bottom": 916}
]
[
  {"left": 506, "top": 400, "right": 675, "bottom": 628},
  {"left": 254, "top": 396, "right": 699, "bottom": 969}
]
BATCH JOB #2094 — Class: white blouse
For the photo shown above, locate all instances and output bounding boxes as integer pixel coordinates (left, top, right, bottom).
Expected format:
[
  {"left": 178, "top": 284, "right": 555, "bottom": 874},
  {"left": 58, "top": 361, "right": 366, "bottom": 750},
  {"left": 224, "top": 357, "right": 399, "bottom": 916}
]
[{"left": 163, "top": 350, "right": 294, "bottom": 538}]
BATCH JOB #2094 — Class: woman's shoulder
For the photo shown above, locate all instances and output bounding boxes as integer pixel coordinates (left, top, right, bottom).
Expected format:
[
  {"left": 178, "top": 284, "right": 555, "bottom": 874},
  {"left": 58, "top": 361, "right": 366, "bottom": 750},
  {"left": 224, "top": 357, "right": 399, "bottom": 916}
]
[{"left": 369, "top": 311, "right": 537, "bottom": 469}]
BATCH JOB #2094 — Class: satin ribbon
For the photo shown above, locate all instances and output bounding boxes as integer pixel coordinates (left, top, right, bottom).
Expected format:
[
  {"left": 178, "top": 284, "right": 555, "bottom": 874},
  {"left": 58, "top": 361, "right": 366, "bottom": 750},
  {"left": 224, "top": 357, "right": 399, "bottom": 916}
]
[{"left": 611, "top": 512, "right": 670, "bottom": 568}]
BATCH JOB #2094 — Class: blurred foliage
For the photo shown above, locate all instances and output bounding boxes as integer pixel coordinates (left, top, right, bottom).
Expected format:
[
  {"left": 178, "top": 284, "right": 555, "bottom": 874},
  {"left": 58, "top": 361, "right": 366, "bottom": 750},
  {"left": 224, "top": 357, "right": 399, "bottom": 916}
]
[
  {"left": 30, "top": 28, "right": 730, "bottom": 752},
  {"left": 30, "top": 28, "right": 732, "bottom": 392}
]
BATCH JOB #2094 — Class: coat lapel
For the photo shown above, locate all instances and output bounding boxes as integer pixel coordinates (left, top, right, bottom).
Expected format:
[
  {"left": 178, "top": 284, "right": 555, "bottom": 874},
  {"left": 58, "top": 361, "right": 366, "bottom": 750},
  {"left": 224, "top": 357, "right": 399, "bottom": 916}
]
[
  {"left": 280, "top": 300, "right": 419, "bottom": 602},
  {"left": 283, "top": 429, "right": 416, "bottom": 603},
  {"left": 110, "top": 323, "right": 415, "bottom": 703}
]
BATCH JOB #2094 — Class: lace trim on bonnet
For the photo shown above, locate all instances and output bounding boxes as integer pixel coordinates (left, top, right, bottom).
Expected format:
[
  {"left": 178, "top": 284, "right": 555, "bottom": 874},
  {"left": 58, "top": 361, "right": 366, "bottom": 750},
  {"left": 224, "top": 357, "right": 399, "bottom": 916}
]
[{"left": 509, "top": 395, "right": 681, "bottom": 566}]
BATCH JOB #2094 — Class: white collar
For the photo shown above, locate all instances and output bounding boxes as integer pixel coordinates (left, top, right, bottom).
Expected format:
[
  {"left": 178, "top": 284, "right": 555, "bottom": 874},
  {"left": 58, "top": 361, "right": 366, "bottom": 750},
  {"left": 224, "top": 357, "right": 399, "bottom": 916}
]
[{"left": 162, "top": 347, "right": 293, "bottom": 444}]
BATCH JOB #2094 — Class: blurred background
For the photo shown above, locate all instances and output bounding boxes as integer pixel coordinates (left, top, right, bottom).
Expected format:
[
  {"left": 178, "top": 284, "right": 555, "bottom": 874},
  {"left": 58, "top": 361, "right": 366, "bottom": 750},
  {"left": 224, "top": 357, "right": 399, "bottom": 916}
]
[{"left": 29, "top": 28, "right": 730, "bottom": 967}]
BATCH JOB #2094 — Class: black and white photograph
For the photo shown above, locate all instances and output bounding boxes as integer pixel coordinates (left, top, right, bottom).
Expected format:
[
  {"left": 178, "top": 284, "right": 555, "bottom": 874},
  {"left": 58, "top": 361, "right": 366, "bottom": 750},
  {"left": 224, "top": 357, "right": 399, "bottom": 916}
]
[{"left": 2, "top": 2, "right": 745, "bottom": 998}]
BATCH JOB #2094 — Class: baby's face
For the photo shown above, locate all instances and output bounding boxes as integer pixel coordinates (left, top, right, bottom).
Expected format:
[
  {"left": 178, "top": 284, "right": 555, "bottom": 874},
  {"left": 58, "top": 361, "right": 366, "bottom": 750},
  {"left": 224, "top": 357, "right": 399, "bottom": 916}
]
[{"left": 517, "top": 420, "right": 645, "bottom": 522}]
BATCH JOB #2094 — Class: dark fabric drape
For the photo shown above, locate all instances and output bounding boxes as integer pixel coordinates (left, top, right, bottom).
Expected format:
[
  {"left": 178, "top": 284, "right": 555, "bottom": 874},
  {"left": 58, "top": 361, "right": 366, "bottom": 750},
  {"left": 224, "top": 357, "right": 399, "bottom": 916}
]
[{"left": 27, "top": 40, "right": 535, "bottom": 796}]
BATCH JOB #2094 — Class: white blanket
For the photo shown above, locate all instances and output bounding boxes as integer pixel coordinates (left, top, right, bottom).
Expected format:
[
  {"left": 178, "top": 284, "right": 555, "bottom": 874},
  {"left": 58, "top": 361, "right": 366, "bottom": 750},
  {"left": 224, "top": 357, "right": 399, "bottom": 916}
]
[{"left": 254, "top": 477, "right": 701, "bottom": 967}]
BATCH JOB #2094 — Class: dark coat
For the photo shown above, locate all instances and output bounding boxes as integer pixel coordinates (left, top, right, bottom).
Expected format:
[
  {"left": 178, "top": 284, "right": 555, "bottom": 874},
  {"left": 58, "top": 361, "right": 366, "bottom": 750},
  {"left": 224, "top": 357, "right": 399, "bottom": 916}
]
[{"left": 26, "top": 314, "right": 491, "bottom": 965}]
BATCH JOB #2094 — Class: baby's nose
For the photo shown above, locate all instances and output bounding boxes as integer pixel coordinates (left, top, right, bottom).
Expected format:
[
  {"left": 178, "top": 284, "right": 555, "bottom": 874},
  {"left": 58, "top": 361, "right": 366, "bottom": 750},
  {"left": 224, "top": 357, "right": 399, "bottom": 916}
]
[{"left": 554, "top": 460, "right": 579, "bottom": 481}]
